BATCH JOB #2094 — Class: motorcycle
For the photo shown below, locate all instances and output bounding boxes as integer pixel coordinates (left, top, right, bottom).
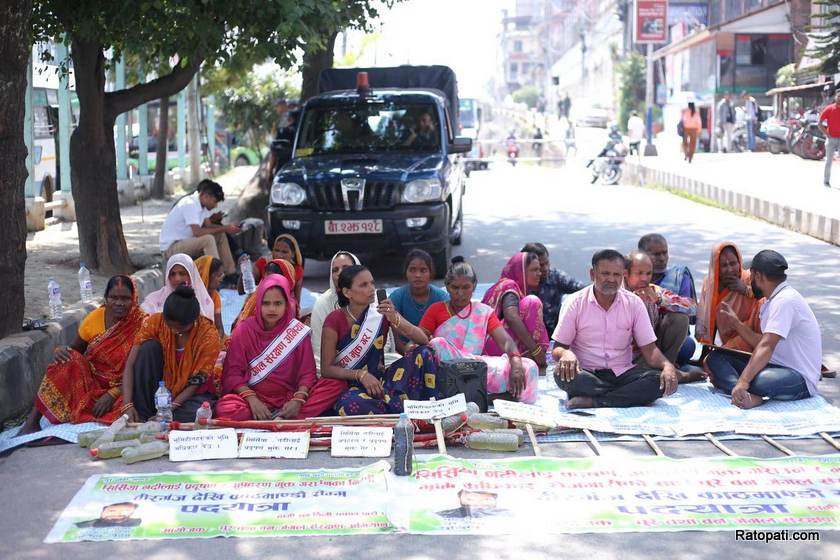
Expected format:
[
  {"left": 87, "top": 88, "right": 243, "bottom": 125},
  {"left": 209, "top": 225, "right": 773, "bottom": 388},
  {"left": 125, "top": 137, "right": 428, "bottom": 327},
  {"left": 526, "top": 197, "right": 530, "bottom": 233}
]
[
  {"left": 586, "top": 127, "right": 627, "bottom": 185},
  {"left": 790, "top": 113, "right": 826, "bottom": 160},
  {"left": 506, "top": 137, "right": 519, "bottom": 166},
  {"left": 762, "top": 116, "right": 798, "bottom": 155}
]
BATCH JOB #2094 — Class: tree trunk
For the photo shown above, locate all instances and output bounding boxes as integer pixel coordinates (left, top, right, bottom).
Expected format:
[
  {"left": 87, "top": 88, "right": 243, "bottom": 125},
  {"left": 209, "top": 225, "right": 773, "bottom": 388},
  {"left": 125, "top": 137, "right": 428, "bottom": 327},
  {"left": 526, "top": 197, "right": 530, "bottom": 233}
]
[
  {"left": 69, "top": 38, "right": 134, "bottom": 275},
  {"left": 300, "top": 32, "right": 337, "bottom": 102},
  {"left": 0, "top": 0, "right": 31, "bottom": 338},
  {"left": 187, "top": 76, "right": 201, "bottom": 186},
  {"left": 152, "top": 95, "right": 169, "bottom": 198}
]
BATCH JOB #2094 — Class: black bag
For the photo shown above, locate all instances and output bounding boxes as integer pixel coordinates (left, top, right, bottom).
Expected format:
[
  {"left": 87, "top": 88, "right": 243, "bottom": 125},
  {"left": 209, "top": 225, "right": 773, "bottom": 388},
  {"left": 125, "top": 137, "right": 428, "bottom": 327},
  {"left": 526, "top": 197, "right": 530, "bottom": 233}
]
[
  {"left": 677, "top": 120, "right": 685, "bottom": 138},
  {"left": 437, "top": 359, "right": 488, "bottom": 412}
]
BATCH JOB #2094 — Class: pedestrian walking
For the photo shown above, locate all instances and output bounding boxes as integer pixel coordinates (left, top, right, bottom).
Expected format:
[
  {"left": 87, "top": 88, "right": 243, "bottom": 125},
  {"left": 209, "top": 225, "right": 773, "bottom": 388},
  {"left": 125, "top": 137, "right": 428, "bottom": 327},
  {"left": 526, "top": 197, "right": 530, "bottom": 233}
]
[
  {"left": 742, "top": 92, "right": 759, "bottom": 151},
  {"left": 818, "top": 90, "right": 840, "bottom": 188},
  {"left": 716, "top": 94, "right": 735, "bottom": 152},
  {"left": 681, "top": 102, "right": 702, "bottom": 163},
  {"left": 627, "top": 111, "right": 645, "bottom": 155}
]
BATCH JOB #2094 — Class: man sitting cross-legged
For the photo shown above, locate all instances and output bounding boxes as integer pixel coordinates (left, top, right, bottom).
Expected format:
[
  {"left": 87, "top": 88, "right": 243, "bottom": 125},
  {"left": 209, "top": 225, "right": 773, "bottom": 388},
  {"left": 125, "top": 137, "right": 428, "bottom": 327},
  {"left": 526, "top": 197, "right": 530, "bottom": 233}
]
[
  {"left": 624, "top": 251, "right": 705, "bottom": 383},
  {"left": 706, "top": 250, "right": 822, "bottom": 408},
  {"left": 551, "top": 249, "right": 679, "bottom": 409}
]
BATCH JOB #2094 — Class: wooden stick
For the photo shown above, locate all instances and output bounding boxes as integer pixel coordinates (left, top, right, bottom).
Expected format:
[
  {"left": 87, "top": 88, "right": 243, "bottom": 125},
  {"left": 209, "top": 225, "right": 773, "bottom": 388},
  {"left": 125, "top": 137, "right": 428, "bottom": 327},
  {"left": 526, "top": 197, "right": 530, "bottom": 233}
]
[
  {"left": 642, "top": 434, "right": 665, "bottom": 457},
  {"left": 582, "top": 428, "right": 602, "bottom": 456},
  {"left": 433, "top": 419, "right": 447, "bottom": 454},
  {"left": 525, "top": 423, "right": 541, "bottom": 456},
  {"left": 761, "top": 435, "right": 794, "bottom": 456},
  {"left": 705, "top": 433, "right": 737, "bottom": 456},
  {"left": 819, "top": 432, "right": 840, "bottom": 452}
]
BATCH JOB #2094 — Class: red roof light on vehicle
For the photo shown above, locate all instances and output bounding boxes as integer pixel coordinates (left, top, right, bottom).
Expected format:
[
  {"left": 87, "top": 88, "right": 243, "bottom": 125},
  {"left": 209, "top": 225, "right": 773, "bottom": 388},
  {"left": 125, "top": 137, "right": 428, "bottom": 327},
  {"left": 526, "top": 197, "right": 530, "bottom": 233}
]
[{"left": 357, "top": 72, "right": 370, "bottom": 94}]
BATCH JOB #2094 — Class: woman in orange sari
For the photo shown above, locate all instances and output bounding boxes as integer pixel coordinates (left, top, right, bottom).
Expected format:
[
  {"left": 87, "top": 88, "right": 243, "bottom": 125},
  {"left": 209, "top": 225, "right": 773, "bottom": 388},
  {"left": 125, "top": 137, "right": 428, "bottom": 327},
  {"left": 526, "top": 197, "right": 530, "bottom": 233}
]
[
  {"left": 20, "top": 276, "right": 145, "bottom": 434},
  {"left": 254, "top": 234, "right": 304, "bottom": 301},
  {"left": 121, "top": 286, "right": 221, "bottom": 422},
  {"left": 695, "top": 242, "right": 763, "bottom": 351},
  {"left": 195, "top": 255, "right": 225, "bottom": 339},
  {"left": 234, "top": 259, "right": 298, "bottom": 329}
]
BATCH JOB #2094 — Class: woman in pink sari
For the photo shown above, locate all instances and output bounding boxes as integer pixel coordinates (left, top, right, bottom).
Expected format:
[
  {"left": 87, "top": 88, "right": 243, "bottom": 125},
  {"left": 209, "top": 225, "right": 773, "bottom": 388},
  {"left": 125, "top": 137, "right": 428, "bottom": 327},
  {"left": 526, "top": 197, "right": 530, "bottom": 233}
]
[
  {"left": 216, "top": 274, "right": 345, "bottom": 420},
  {"left": 481, "top": 252, "right": 548, "bottom": 368},
  {"left": 420, "top": 257, "right": 539, "bottom": 403}
]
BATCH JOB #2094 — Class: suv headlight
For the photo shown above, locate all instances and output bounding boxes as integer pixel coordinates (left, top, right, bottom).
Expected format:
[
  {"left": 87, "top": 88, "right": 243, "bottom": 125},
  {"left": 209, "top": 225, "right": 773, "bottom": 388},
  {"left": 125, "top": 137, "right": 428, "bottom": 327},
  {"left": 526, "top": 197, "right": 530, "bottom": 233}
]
[
  {"left": 271, "top": 182, "right": 306, "bottom": 206},
  {"left": 402, "top": 179, "right": 442, "bottom": 203}
]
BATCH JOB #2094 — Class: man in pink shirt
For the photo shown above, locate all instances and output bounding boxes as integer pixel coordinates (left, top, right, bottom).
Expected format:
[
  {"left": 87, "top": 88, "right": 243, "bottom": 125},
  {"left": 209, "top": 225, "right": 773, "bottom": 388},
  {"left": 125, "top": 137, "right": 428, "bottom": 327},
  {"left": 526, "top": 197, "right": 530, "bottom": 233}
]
[{"left": 551, "top": 249, "right": 679, "bottom": 408}]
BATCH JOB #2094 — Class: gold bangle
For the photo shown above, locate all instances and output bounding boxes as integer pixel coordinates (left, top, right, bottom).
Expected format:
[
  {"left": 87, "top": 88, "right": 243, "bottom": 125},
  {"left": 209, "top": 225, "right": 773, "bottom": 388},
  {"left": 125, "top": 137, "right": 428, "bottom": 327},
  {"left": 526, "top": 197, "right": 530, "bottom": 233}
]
[
  {"left": 107, "top": 387, "right": 122, "bottom": 399},
  {"left": 290, "top": 397, "right": 306, "bottom": 404},
  {"left": 396, "top": 315, "right": 402, "bottom": 329}
]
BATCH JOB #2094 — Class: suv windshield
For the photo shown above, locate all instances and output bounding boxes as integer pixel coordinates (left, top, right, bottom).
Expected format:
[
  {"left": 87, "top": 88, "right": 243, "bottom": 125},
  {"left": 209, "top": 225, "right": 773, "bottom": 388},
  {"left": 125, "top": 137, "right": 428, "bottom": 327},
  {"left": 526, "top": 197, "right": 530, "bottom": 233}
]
[{"left": 296, "top": 102, "right": 441, "bottom": 155}]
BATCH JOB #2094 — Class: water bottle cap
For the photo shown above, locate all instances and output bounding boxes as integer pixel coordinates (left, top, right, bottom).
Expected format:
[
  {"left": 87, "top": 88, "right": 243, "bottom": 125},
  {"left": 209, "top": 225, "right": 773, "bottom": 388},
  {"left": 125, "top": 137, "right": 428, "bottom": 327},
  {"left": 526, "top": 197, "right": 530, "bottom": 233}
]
[
  {"left": 80, "top": 262, "right": 85, "bottom": 268},
  {"left": 201, "top": 401, "right": 210, "bottom": 408},
  {"left": 399, "top": 412, "right": 408, "bottom": 420},
  {"left": 159, "top": 381, "right": 165, "bottom": 387}
]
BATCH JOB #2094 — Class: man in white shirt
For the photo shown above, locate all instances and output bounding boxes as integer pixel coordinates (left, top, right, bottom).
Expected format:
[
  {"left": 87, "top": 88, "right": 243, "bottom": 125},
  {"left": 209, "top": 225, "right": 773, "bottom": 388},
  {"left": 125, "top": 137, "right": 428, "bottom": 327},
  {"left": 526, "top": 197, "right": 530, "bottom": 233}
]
[
  {"left": 159, "top": 179, "right": 240, "bottom": 276},
  {"left": 716, "top": 94, "right": 735, "bottom": 152},
  {"left": 706, "top": 250, "right": 821, "bottom": 408},
  {"left": 627, "top": 111, "right": 645, "bottom": 155}
]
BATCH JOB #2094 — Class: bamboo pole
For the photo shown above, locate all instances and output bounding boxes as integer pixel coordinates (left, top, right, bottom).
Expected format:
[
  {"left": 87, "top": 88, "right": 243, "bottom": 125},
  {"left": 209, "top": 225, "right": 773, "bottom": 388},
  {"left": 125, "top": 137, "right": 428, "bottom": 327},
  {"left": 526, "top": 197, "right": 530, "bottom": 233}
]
[
  {"left": 705, "top": 433, "right": 737, "bottom": 456},
  {"left": 761, "top": 435, "right": 795, "bottom": 456},
  {"left": 819, "top": 432, "right": 840, "bottom": 452},
  {"left": 525, "top": 424, "right": 541, "bottom": 456},
  {"left": 582, "top": 428, "right": 602, "bottom": 456},
  {"left": 642, "top": 434, "right": 665, "bottom": 457}
]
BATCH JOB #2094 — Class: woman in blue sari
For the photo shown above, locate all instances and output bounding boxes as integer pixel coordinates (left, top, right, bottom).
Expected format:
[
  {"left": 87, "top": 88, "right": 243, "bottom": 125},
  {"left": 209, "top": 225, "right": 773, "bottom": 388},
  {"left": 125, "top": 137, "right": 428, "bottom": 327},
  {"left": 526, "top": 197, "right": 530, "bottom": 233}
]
[{"left": 320, "top": 265, "right": 438, "bottom": 415}]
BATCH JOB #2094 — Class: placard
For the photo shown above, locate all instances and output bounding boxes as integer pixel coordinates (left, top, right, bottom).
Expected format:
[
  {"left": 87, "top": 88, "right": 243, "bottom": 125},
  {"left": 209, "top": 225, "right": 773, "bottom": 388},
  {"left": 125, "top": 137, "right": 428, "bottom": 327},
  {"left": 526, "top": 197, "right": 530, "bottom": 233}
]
[
  {"left": 238, "top": 431, "right": 310, "bottom": 459},
  {"left": 634, "top": 0, "right": 668, "bottom": 44},
  {"left": 168, "top": 429, "right": 238, "bottom": 462},
  {"left": 403, "top": 394, "right": 467, "bottom": 420},
  {"left": 330, "top": 426, "right": 392, "bottom": 457},
  {"left": 493, "top": 400, "right": 557, "bottom": 428}
]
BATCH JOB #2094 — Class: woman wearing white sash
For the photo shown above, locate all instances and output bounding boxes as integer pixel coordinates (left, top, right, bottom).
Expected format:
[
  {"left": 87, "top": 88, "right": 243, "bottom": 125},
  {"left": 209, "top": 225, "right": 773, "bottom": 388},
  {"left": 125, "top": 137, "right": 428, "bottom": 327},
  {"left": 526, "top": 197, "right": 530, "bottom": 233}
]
[
  {"left": 216, "top": 275, "right": 346, "bottom": 420},
  {"left": 321, "top": 265, "right": 438, "bottom": 415}
]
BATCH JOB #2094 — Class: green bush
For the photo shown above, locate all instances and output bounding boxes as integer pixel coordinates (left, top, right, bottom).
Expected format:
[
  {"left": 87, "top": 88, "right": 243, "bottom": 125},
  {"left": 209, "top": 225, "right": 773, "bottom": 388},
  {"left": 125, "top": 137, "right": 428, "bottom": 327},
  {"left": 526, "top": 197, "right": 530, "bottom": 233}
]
[
  {"left": 616, "top": 52, "right": 645, "bottom": 133},
  {"left": 512, "top": 86, "right": 541, "bottom": 109}
]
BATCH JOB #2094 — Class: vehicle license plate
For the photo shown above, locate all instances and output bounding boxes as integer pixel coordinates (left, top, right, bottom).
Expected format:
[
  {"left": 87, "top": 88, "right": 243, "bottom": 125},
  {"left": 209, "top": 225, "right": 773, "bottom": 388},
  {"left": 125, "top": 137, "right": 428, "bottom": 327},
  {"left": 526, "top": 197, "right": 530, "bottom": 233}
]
[{"left": 324, "top": 219, "right": 383, "bottom": 235}]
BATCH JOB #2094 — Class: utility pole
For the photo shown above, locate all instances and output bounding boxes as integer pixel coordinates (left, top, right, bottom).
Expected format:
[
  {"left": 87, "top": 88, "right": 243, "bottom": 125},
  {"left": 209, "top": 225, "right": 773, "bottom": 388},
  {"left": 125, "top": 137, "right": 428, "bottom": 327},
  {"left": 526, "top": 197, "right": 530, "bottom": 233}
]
[{"left": 644, "top": 43, "right": 658, "bottom": 156}]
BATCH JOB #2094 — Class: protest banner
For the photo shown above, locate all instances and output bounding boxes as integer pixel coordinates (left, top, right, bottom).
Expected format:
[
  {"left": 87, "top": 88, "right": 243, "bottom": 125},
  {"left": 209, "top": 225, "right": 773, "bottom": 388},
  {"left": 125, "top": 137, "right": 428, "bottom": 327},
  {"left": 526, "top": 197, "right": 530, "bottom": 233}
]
[
  {"left": 404, "top": 395, "right": 467, "bottom": 420},
  {"left": 169, "top": 429, "right": 239, "bottom": 462},
  {"left": 331, "top": 427, "right": 392, "bottom": 458},
  {"left": 238, "top": 432, "right": 310, "bottom": 459},
  {"left": 46, "top": 456, "right": 840, "bottom": 542},
  {"left": 45, "top": 462, "right": 393, "bottom": 542}
]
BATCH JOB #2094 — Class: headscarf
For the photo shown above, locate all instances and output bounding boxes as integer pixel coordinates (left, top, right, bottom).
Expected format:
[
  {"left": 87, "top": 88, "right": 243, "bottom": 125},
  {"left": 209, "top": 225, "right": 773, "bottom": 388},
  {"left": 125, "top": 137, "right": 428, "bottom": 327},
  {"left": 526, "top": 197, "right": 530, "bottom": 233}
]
[
  {"left": 235, "top": 259, "right": 299, "bottom": 325},
  {"left": 194, "top": 255, "right": 214, "bottom": 289},
  {"left": 230, "top": 275, "right": 297, "bottom": 361},
  {"left": 482, "top": 252, "right": 528, "bottom": 316},
  {"left": 311, "top": 251, "right": 361, "bottom": 368},
  {"left": 141, "top": 253, "right": 215, "bottom": 321},
  {"left": 696, "top": 242, "right": 762, "bottom": 349},
  {"left": 255, "top": 234, "right": 305, "bottom": 293}
]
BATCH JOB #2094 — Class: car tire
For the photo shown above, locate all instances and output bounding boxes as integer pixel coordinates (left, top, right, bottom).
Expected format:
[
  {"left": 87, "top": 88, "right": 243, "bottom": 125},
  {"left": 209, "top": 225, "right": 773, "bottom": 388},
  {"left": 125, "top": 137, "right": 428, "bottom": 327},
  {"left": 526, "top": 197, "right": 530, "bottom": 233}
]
[
  {"left": 431, "top": 244, "right": 451, "bottom": 280},
  {"left": 235, "top": 155, "right": 250, "bottom": 167},
  {"left": 450, "top": 203, "right": 463, "bottom": 246}
]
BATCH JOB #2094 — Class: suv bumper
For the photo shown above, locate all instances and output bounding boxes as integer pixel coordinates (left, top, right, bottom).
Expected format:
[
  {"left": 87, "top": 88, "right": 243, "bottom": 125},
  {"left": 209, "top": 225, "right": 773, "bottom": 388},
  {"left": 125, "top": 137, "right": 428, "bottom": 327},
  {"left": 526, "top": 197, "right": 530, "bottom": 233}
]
[{"left": 267, "top": 202, "right": 449, "bottom": 259}]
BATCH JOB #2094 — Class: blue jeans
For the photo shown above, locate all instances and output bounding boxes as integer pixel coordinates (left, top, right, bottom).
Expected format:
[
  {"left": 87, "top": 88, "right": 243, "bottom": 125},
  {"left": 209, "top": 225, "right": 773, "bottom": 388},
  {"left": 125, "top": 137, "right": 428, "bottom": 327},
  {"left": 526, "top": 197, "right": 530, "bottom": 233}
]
[
  {"left": 746, "top": 120, "right": 756, "bottom": 151},
  {"left": 706, "top": 350, "right": 810, "bottom": 401}
]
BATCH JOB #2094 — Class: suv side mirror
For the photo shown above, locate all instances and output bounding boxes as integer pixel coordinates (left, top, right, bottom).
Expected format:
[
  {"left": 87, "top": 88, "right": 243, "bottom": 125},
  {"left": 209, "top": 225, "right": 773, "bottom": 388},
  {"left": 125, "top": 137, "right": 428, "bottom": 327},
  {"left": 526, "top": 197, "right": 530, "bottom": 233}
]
[
  {"left": 448, "top": 136, "right": 472, "bottom": 154},
  {"left": 271, "top": 138, "right": 291, "bottom": 152}
]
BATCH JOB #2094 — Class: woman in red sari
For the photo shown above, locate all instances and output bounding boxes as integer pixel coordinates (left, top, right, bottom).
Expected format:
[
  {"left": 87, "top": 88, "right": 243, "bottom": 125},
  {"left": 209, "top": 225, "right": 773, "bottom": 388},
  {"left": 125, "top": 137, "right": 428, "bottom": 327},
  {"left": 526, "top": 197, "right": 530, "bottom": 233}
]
[
  {"left": 216, "top": 274, "right": 345, "bottom": 420},
  {"left": 253, "top": 234, "right": 305, "bottom": 301},
  {"left": 20, "top": 276, "right": 145, "bottom": 434}
]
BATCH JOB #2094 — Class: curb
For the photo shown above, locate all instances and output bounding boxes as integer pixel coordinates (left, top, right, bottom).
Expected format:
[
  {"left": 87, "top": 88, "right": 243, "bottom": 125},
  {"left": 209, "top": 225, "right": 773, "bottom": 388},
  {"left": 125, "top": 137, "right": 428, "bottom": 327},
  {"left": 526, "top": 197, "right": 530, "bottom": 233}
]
[
  {"left": 0, "top": 267, "right": 164, "bottom": 424},
  {"left": 626, "top": 162, "right": 840, "bottom": 247}
]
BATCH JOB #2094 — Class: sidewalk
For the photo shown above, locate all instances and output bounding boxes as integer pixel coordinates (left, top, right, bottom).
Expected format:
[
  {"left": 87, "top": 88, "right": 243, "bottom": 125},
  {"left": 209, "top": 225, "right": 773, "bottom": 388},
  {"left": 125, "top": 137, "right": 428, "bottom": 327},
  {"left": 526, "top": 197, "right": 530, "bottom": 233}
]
[
  {"left": 24, "top": 166, "right": 257, "bottom": 319},
  {"left": 626, "top": 151, "right": 840, "bottom": 246}
]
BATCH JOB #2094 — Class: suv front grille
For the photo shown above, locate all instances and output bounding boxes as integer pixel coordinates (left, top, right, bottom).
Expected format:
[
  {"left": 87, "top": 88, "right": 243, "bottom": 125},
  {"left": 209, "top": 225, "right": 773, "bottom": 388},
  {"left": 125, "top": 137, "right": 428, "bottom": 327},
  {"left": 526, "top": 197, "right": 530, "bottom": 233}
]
[{"left": 309, "top": 181, "right": 401, "bottom": 211}]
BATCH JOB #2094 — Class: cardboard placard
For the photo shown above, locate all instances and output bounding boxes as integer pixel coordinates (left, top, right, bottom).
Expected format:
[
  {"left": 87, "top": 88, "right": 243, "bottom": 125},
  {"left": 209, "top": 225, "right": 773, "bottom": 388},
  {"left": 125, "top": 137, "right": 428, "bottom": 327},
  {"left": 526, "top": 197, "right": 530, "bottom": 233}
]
[
  {"left": 169, "top": 429, "right": 239, "bottom": 462},
  {"left": 330, "top": 426, "right": 392, "bottom": 458},
  {"left": 238, "top": 431, "right": 310, "bottom": 459},
  {"left": 493, "top": 400, "right": 557, "bottom": 428},
  {"left": 403, "top": 394, "right": 467, "bottom": 420}
]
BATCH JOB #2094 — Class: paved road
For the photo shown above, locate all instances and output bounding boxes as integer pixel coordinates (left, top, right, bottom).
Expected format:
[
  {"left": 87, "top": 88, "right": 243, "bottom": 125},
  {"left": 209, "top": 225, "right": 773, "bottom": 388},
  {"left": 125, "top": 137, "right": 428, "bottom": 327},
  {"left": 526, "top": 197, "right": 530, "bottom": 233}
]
[{"left": 3, "top": 162, "right": 838, "bottom": 559}]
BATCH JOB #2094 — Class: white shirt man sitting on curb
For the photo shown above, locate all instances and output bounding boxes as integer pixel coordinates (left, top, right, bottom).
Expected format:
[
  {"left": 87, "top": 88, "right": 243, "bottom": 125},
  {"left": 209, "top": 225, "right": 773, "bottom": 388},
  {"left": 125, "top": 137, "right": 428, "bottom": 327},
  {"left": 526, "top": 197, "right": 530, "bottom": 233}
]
[{"left": 159, "top": 179, "right": 240, "bottom": 277}]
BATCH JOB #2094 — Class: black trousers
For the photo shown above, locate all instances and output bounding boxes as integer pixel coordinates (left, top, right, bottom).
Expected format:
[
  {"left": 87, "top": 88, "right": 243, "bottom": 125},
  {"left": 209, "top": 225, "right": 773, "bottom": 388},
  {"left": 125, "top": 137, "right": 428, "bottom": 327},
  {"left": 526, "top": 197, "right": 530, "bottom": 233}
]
[
  {"left": 133, "top": 340, "right": 215, "bottom": 422},
  {"left": 555, "top": 365, "right": 663, "bottom": 408}
]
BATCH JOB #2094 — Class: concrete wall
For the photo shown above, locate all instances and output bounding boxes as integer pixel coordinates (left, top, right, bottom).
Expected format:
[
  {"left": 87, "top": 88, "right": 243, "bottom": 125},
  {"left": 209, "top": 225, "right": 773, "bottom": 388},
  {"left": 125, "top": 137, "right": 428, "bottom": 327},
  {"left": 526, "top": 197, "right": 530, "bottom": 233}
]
[
  {"left": 0, "top": 267, "right": 163, "bottom": 424},
  {"left": 626, "top": 161, "right": 840, "bottom": 247}
]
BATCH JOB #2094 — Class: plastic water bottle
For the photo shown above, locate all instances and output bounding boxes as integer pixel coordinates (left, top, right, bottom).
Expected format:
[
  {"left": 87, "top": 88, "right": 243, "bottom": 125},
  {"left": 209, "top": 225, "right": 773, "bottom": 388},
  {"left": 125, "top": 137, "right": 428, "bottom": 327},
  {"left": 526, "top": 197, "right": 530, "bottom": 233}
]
[
  {"left": 90, "top": 414, "right": 129, "bottom": 448},
  {"left": 466, "top": 413, "right": 509, "bottom": 430},
  {"left": 465, "top": 431, "right": 520, "bottom": 451},
  {"left": 78, "top": 263, "right": 93, "bottom": 303},
  {"left": 154, "top": 381, "right": 173, "bottom": 423},
  {"left": 48, "top": 278, "right": 63, "bottom": 320},
  {"left": 121, "top": 440, "right": 169, "bottom": 464},
  {"left": 194, "top": 401, "right": 212, "bottom": 429},
  {"left": 240, "top": 255, "right": 256, "bottom": 294},
  {"left": 90, "top": 439, "right": 141, "bottom": 460},
  {"left": 545, "top": 350, "right": 556, "bottom": 376},
  {"left": 393, "top": 413, "right": 414, "bottom": 476}
]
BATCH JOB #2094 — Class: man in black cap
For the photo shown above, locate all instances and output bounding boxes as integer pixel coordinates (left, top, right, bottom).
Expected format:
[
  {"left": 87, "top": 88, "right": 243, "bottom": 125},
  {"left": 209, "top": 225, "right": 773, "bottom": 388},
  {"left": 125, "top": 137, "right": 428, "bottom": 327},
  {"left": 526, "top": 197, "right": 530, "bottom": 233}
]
[{"left": 705, "top": 250, "right": 822, "bottom": 408}]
